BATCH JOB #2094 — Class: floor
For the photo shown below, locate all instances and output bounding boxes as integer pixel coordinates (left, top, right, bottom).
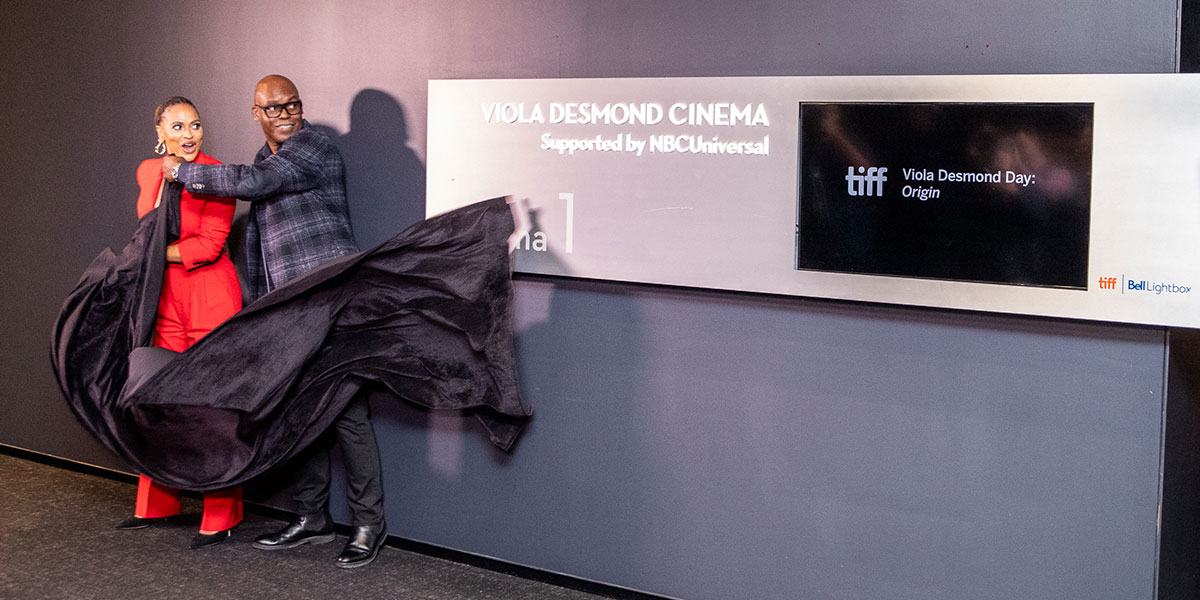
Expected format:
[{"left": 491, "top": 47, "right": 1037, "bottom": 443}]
[{"left": 0, "top": 452, "right": 620, "bottom": 600}]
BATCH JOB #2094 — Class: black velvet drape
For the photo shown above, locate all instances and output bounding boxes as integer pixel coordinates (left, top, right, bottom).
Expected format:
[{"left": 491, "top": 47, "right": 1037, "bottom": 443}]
[{"left": 52, "top": 196, "right": 530, "bottom": 492}]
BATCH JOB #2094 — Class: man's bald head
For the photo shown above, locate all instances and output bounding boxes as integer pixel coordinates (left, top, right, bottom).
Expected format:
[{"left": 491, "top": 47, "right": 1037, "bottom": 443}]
[
  {"left": 252, "top": 74, "right": 303, "bottom": 153},
  {"left": 255, "top": 74, "right": 298, "bottom": 99}
]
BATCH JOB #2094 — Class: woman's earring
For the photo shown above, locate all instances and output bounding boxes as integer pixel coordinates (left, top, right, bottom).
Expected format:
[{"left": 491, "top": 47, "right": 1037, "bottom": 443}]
[{"left": 154, "top": 139, "right": 166, "bottom": 155}]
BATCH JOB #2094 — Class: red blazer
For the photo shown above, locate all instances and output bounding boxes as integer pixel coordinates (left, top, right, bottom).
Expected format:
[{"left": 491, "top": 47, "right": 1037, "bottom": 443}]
[{"left": 136, "top": 153, "right": 236, "bottom": 271}]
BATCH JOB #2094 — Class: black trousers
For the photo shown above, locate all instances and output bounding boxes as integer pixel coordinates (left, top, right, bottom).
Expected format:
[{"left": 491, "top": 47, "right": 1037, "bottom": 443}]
[{"left": 293, "top": 396, "right": 385, "bottom": 525}]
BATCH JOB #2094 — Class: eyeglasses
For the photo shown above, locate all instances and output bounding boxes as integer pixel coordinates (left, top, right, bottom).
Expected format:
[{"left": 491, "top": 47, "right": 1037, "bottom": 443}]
[{"left": 256, "top": 101, "right": 303, "bottom": 118}]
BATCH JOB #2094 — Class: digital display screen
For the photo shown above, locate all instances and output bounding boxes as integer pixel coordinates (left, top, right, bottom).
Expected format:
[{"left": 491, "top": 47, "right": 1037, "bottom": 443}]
[{"left": 797, "top": 102, "right": 1094, "bottom": 289}]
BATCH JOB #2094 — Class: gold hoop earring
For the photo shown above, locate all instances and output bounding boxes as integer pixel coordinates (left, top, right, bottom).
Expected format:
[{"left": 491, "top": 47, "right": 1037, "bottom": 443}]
[{"left": 154, "top": 139, "right": 166, "bottom": 155}]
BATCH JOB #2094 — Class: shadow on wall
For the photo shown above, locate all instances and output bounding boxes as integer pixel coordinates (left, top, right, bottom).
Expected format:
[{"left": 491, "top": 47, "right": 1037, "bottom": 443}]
[{"left": 316, "top": 88, "right": 427, "bottom": 250}]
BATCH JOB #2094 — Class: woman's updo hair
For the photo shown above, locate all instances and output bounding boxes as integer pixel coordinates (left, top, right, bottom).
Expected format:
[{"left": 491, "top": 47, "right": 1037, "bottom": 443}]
[{"left": 154, "top": 96, "right": 196, "bottom": 124}]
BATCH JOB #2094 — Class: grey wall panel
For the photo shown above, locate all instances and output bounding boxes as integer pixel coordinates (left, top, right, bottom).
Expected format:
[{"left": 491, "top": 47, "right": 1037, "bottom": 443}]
[
  {"left": 0, "top": 1, "right": 1182, "bottom": 598},
  {"left": 354, "top": 280, "right": 1167, "bottom": 599}
]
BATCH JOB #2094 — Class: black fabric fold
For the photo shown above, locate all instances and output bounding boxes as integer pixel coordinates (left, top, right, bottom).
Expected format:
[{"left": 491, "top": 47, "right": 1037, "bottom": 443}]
[{"left": 52, "top": 197, "right": 530, "bottom": 492}]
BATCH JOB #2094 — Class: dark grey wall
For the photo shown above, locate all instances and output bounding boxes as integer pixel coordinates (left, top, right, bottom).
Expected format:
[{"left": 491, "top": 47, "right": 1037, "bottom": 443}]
[
  {"left": 1183, "top": 0, "right": 1200, "bottom": 72},
  {"left": 1161, "top": 329, "right": 1200, "bottom": 598},
  {"left": 384, "top": 283, "right": 1168, "bottom": 599},
  {"left": 0, "top": 2, "right": 1183, "bottom": 599}
]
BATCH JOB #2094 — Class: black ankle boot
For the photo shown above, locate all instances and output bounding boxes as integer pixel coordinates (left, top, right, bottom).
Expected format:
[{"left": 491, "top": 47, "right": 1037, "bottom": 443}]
[
  {"left": 335, "top": 521, "right": 387, "bottom": 568},
  {"left": 252, "top": 512, "right": 335, "bottom": 550}
]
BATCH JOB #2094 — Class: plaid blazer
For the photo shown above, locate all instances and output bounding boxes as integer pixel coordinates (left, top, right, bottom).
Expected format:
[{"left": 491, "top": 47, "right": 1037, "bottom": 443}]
[{"left": 177, "top": 121, "right": 358, "bottom": 300}]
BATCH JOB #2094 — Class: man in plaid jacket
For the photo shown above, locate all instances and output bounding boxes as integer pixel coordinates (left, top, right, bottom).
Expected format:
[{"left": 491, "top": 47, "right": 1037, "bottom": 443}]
[{"left": 163, "top": 74, "right": 387, "bottom": 568}]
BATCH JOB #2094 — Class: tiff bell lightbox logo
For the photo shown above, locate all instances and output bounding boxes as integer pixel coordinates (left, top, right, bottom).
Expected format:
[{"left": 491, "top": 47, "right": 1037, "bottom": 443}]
[
  {"left": 1097, "top": 275, "right": 1192, "bottom": 295},
  {"left": 846, "top": 166, "right": 888, "bottom": 197}
]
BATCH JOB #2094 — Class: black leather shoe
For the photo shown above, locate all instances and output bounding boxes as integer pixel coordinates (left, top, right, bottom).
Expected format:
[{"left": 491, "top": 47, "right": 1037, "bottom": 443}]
[
  {"left": 252, "top": 513, "right": 336, "bottom": 550},
  {"left": 115, "top": 516, "right": 167, "bottom": 530},
  {"left": 335, "top": 522, "right": 387, "bottom": 568},
  {"left": 189, "top": 529, "right": 231, "bottom": 549}
]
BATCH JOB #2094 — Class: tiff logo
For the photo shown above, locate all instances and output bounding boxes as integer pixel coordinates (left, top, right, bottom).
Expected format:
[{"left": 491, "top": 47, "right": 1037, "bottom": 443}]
[
  {"left": 1097, "top": 276, "right": 1118, "bottom": 290},
  {"left": 846, "top": 166, "right": 888, "bottom": 197}
]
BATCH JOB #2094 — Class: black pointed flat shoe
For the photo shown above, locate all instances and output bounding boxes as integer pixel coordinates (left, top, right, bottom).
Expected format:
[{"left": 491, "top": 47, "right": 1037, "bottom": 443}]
[
  {"left": 189, "top": 529, "right": 232, "bottom": 549},
  {"left": 115, "top": 516, "right": 167, "bottom": 530}
]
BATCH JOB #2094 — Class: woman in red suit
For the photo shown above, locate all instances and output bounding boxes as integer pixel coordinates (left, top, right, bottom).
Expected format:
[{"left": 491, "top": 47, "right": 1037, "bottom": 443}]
[{"left": 115, "top": 96, "right": 244, "bottom": 548}]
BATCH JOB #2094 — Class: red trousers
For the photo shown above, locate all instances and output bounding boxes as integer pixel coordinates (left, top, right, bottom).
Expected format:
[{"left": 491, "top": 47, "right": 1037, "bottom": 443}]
[
  {"left": 134, "top": 262, "right": 243, "bottom": 532},
  {"left": 135, "top": 476, "right": 243, "bottom": 532}
]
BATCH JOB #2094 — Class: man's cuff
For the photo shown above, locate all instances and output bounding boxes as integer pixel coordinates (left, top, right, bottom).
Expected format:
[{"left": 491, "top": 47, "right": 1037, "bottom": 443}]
[{"left": 175, "top": 163, "right": 209, "bottom": 192}]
